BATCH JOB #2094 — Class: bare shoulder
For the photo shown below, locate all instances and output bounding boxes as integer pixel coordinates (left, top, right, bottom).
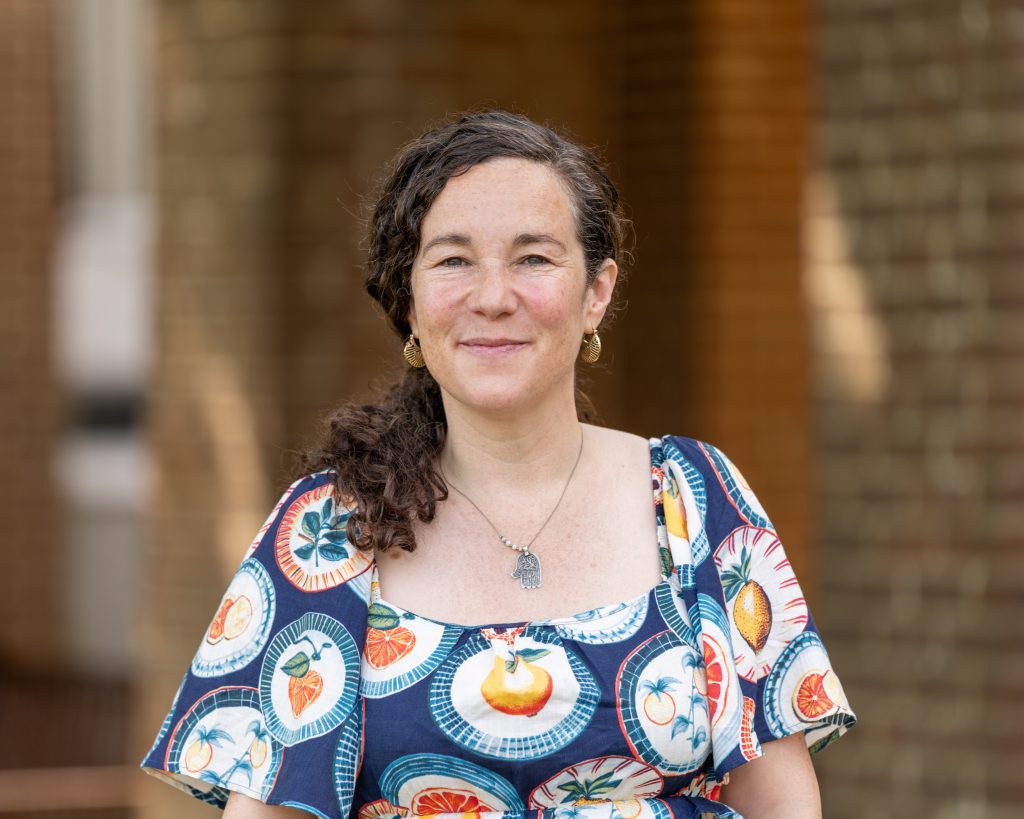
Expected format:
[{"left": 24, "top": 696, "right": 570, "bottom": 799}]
[
  {"left": 581, "top": 424, "right": 651, "bottom": 467},
  {"left": 581, "top": 423, "right": 649, "bottom": 447}
]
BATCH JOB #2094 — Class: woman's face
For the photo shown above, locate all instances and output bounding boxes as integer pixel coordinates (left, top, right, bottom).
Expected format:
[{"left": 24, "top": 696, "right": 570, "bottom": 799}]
[{"left": 407, "top": 157, "right": 616, "bottom": 417}]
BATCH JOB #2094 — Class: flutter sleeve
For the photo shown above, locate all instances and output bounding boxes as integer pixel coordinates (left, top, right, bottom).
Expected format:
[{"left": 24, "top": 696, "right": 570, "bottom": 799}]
[
  {"left": 661, "top": 436, "right": 856, "bottom": 784},
  {"left": 140, "top": 470, "right": 372, "bottom": 817}
]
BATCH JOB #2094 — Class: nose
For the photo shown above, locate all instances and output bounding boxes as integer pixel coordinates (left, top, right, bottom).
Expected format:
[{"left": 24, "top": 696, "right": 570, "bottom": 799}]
[{"left": 466, "top": 258, "right": 518, "bottom": 317}]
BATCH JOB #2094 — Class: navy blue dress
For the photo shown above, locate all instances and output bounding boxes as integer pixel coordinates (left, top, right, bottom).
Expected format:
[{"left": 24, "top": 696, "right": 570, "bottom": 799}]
[{"left": 140, "top": 435, "right": 856, "bottom": 818}]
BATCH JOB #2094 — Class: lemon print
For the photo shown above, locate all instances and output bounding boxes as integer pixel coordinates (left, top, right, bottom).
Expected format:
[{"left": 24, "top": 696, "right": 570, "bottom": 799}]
[
  {"left": 734, "top": 581, "right": 772, "bottom": 653},
  {"left": 639, "top": 675, "right": 679, "bottom": 725},
  {"left": 182, "top": 725, "right": 230, "bottom": 773},
  {"left": 663, "top": 479, "right": 689, "bottom": 540},
  {"left": 480, "top": 648, "right": 552, "bottom": 717},
  {"left": 721, "top": 545, "right": 773, "bottom": 653},
  {"left": 223, "top": 595, "right": 253, "bottom": 640},
  {"left": 183, "top": 738, "right": 212, "bottom": 772},
  {"left": 249, "top": 736, "right": 268, "bottom": 768}
]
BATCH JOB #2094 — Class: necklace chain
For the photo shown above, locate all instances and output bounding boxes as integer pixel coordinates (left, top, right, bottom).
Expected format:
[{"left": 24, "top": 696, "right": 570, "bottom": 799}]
[{"left": 439, "top": 428, "right": 585, "bottom": 589}]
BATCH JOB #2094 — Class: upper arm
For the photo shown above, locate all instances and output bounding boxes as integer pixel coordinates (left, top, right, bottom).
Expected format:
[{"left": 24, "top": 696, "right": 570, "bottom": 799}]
[{"left": 717, "top": 732, "right": 821, "bottom": 819}]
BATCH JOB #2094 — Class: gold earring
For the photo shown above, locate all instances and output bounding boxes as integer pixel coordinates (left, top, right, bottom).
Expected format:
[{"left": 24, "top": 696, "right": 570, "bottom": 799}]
[
  {"left": 403, "top": 333, "right": 425, "bottom": 368},
  {"left": 580, "top": 330, "right": 601, "bottom": 363}
]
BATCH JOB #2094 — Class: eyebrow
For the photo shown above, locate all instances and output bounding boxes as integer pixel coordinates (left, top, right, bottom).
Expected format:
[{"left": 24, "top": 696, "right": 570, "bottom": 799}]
[{"left": 420, "top": 232, "right": 567, "bottom": 255}]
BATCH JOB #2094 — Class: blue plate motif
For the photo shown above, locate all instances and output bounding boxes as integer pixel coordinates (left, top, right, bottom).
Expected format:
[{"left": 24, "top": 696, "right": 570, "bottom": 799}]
[
  {"left": 429, "top": 626, "right": 599, "bottom": 760},
  {"left": 360, "top": 615, "right": 462, "bottom": 699},
  {"left": 761, "top": 630, "right": 856, "bottom": 749},
  {"left": 552, "top": 591, "right": 650, "bottom": 645},
  {"left": 617, "top": 630, "right": 709, "bottom": 775},
  {"left": 166, "top": 686, "right": 283, "bottom": 801},
  {"left": 259, "top": 612, "right": 360, "bottom": 747},
  {"left": 191, "top": 558, "right": 276, "bottom": 678},
  {"left": 379, "top": 752, "right": 523, "bottom": 812}
]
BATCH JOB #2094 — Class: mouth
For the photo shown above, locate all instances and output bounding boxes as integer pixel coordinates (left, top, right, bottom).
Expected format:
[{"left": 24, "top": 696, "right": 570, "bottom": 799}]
[{"left": 460, "top": 339, "right": 528, "bottom": 356}]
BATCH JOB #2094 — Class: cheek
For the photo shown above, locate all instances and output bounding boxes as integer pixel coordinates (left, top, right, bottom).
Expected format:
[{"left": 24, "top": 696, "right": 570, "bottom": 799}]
[
  {"left": 417, "top": 288, "right": 462, "bottom": 332},
  {"left": 526, "top": 287, "right": 585, "bottom": 334}
]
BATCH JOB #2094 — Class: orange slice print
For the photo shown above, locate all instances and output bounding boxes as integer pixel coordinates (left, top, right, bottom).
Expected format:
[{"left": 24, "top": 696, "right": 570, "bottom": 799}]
[
  {"left": 365, "top": 625, "right": 416, "bottom": 669},
  {"left": 206, "top": 596, "right": 234, "bottom": 644},
  {"left": 792, "top": 671, "right": 835, "bottom": 721},
  {"left": 287, "top": 670, "right": 324, "bottom": 717},
  {"left": 358, "top": 799, "right": 411, "bottom": 819},
  {"left": 702, "top": 639, "right": 726, "bottom": 724},
  {"left": 412, "top": 788, "right": 495, "bottom": 815}
]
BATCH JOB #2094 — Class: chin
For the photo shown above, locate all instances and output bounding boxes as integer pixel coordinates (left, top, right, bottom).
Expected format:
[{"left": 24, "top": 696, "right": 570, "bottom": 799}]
[{"left": 444, "top": 382, "right": 537, "bottom": 416}]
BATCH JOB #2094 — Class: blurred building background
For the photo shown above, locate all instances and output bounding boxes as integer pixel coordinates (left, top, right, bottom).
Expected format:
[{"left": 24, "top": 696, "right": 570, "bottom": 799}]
[{"left": 0, "top": 0, "right": 1020, "bottom": 817}]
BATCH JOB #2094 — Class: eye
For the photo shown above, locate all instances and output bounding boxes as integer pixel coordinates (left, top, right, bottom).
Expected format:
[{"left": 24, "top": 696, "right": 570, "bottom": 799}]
[
  {"left": 438, "top": 257, "right": 467, "bottom": 267},
  {"left": 522, "top": 255, "right": 550, "bottom": 266}
]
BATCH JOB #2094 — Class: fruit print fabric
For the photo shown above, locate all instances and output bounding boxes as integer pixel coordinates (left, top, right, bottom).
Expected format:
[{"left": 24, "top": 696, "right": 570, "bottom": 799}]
[{"left": 140, "top": 435, "right": 856, "bottom": 818}]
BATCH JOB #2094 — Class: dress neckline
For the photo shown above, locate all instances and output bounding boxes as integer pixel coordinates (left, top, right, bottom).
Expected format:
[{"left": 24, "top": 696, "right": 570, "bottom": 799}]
[{"left": 368, "top": 435, "right": 671, "bottom": 631}]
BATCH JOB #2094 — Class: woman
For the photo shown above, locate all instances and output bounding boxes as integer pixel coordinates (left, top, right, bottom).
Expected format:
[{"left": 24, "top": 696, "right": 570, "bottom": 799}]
[{"left": 141, "top": 111, "right": 855, "bottom": 819}]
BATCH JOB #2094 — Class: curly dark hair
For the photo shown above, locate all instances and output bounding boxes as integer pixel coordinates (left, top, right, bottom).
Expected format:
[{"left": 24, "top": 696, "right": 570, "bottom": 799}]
[{"left": 296, "top": 110, "right": 631, "bottom": 553}]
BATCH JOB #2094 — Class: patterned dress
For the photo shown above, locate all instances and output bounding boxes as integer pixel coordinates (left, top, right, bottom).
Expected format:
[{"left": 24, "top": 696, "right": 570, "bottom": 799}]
[{"left": 140, "top": 435, "right": 856, "bottom": 818}]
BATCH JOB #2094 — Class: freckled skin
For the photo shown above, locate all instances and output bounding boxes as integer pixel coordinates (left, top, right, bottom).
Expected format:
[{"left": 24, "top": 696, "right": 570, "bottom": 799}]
[{"left": 407, "top": 157, "right": 612, "bottom": 418}]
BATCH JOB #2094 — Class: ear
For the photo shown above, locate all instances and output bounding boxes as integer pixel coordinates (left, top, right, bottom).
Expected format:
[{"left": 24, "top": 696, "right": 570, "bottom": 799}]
[{"left": 583, "top": 258, "right": 618, "bottom": 330}]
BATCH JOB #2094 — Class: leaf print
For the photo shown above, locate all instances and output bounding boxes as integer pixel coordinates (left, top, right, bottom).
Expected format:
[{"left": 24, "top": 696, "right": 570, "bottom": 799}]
[
  {"left": 720, "top": 568, "right": 745, "bottom": 602},
  {"left": 367, "top": 603, "right": 401, "bottom": 630},
  {"left": 505, "top": 647, "right": 552, "bottom": 672},
  {"left": 670, "top": 713, "right": 692, "bottom": 739},
  {"left": 293, "top": 499, "right": 350, "bottom": 567},
  {"left": 556, "top": 770, "right": 623, "bottom": 801},
  {"left": 317, "top": 540, "right": 348, "bottom": 562},
  {"left": 640, "top": 676, "right": 681, "bottom": 696},
  {"left": 233, "top": 758, "right": 254, "bottom": 786},
  {"left": 582, "top": 771, "right": 623, "bottom": 796},
  {"left": 204, "top": 727, "right": 232, "bottom": 748},
  {"left": 659, "top": 546, "right": 673, "bottom": 579},
  {"left": 301, "top": 511, "right": 322, "bottom": 539},
  {"left": 721, "top": 545, "right": 755, "bottom": 602},
  {"left": 281, "top": 651, "right": 311, "bottom": 678},
  {"left": 690, "top": 726, "right": 708, "bottom": 752}
]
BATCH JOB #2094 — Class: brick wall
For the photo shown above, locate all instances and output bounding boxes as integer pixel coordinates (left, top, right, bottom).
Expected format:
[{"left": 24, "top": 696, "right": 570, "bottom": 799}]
[
  {"left": 0, "top": 0, "right": 60, "bottom": 670},
  {"left": 614, "top": 0, "right": 815, "bottom": 593},
  {"left": 808, "top": 1, "right": 1024, "bottom": 815}
]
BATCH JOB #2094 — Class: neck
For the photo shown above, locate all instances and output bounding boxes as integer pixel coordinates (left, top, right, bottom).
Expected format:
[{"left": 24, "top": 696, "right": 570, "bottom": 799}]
[{"left": 439, "top": 389, "right": 586, "bottom": 497}]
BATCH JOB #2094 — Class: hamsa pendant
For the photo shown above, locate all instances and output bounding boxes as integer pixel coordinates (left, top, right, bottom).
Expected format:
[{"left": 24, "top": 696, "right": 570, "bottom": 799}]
[{"left": 511, "top": 550, "right": 542, "bottom": 590}]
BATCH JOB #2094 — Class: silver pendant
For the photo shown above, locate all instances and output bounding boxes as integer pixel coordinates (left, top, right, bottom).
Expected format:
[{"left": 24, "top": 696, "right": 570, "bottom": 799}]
[{"left": 512, "top": 550, "right": 542, "bottom": 590}]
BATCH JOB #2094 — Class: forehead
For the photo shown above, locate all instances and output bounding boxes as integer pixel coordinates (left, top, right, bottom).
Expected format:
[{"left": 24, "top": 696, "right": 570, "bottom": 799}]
[{"left": 420, "top": 157, "right": 577, "bottom": 242}]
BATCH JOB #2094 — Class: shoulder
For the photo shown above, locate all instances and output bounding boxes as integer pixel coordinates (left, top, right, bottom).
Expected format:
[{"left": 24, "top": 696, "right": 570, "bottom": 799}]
[{"left": 585, "top": 427, "right": 734, "bottom": 482}]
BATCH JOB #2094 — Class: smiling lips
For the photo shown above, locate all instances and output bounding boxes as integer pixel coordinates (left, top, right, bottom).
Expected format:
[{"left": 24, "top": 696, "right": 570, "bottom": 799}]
[{"left": 460, "top": 338, "right": 528, "bottom": 356}]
